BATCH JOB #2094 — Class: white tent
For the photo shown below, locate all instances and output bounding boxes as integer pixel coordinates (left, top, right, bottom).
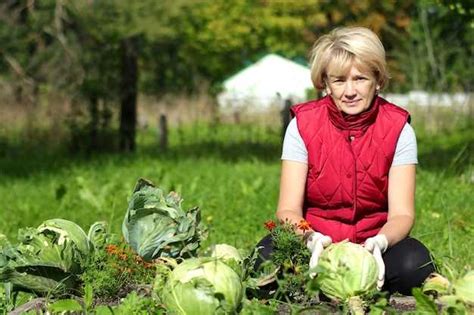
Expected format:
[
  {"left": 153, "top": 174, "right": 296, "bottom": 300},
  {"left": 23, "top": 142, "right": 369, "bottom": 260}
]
[{"left": 217, "top": 54, "right": 314, "bottom": 111}]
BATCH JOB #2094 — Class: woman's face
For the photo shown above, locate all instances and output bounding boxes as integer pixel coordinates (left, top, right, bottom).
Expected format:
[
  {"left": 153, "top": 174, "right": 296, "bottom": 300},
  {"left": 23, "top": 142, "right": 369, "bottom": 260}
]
[{"left": 326, "top": 64, "right": 379, "bottom": 115}]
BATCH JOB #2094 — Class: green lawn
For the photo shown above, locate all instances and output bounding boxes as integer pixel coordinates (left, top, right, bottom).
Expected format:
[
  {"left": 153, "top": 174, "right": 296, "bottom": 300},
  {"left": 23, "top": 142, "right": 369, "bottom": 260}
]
[{"left": 0, "top": 121, "right": 472, "bottom": 274}]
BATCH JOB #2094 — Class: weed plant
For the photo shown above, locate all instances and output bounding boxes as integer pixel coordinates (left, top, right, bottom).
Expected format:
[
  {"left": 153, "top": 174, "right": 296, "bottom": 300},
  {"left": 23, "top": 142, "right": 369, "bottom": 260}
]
[
  {"left": 81, "top": 239, "right": 156, "bottom": 303},
  {"left": 254, "top": 220, "right": 312, "bottom": 303}
]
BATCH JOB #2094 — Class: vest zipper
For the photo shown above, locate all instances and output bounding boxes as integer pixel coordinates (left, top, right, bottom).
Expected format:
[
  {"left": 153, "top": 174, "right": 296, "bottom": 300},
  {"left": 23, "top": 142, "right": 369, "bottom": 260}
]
[{"left": 347, "top": 134, "right": 357, "bottom": 242}]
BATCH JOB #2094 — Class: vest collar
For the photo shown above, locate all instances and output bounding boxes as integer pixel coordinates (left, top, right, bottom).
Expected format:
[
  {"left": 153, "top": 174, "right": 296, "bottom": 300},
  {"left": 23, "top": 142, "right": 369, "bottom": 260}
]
[{"left": 325, "top": 95, "right": 380, "bottom": 132}]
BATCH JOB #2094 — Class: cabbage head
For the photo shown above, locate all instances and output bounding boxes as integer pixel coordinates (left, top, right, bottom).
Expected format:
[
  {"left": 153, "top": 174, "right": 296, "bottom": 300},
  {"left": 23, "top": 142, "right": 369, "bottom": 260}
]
[
  {"left": 209, "top": 244, "right": 244, "bottom": 279},
  {"left": 159, "top": 257, "right": 244, "bottom": 314},
  {"left": 38, "top": 218, "right": 92, "bottom": 257},
  {"left": 315, "top": 241, "right": 378, "bottom": 301},
  {"left": 122, "top": 179, "right": 206, "bottom": 261},
  {"left": 210, "top": 244, "right": 243, "bottom": 263},
  {"left": 453, "top": 270, "right": 474, "bottom": 305},
  {"left": 87, "top": 221, "right": 109, "bottom": 249},
  {"left": 0, "top": 219, "right": 94, "bottom": 294}
]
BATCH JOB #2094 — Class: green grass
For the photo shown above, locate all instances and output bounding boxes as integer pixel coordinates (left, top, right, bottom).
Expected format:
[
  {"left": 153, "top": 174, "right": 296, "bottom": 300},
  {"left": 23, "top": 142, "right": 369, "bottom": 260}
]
[{"left": 0, "top": 121, "right": 472, "bottom": 274}]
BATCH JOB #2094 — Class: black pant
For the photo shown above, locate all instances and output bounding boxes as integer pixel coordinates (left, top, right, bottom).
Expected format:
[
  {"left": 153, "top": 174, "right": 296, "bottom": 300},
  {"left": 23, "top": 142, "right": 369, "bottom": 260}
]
[{"left": 254, "top": 234, "right": 436, "bottom": 296}]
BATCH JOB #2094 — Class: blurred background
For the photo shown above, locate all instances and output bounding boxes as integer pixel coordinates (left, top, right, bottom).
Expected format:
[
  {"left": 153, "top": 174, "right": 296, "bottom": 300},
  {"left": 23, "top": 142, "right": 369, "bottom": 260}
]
[{"left": 0, "top": 0, "right": 472, "bottom": 154}]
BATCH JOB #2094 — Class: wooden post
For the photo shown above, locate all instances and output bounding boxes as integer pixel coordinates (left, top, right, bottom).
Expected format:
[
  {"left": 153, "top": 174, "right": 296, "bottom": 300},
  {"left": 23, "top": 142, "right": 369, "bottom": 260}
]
[
  {"left": 158, "top": 114, "right": 168, "bottom": 151},
  {"left": 233, "top": 111, "right": 241, "bottom": 124}
]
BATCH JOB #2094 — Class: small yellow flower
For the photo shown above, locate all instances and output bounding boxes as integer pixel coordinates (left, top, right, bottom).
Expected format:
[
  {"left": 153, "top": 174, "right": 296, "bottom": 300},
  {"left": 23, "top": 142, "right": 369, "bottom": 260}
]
[{"left": 431, "top": 212, "right": 441, "bottom": 219}]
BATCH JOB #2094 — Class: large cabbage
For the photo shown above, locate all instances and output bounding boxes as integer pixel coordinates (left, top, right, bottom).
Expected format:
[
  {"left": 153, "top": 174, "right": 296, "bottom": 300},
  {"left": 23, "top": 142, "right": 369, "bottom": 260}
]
[
  {"left": 209, "top": 244, "right": 243, "bottom": 263},
  {"left": 122, "top": 178, "right": 206, "bottom": 261},
  {"left": 158, "top": 257, "right": 244, "bottom": 314},
  {"left": 453, "top": 270, "right": 474, "bottom": 305},
  {"left": 0, "top": 219, "right": 100, "bottom": 294},
  {"left": 209, "top": 243, "right": 245, "bottom": 279},
  {"left": 315, "top": 241, "right": 378, "bottom": 301}
]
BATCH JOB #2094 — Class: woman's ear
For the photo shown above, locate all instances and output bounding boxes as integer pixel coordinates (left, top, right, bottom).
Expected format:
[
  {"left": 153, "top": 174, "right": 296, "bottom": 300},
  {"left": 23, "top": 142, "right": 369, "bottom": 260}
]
[{"left": 326, "top": 86, "right": 332, "bottom": 95}]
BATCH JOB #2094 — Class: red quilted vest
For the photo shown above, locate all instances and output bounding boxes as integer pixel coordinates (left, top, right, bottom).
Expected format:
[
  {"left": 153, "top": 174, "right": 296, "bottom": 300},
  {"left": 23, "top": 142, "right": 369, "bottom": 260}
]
[{"left": 291, "top": 96, "right": 410, "bottom": 243}]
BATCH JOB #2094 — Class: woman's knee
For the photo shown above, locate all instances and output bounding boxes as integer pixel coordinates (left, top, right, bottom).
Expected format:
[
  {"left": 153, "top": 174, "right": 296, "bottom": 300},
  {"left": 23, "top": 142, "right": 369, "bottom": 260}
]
[
  {"left": 253, "top": 234, "right": 274, "bottom": 271},
  {"left": 397, "top": 238, "right": 435, "bottom": 273},
  {"left": 384, "top": 238, "right": 436, "bottom": 295},
  {"left": 248, "top": 234, "right": 278, "bottom": 299}
]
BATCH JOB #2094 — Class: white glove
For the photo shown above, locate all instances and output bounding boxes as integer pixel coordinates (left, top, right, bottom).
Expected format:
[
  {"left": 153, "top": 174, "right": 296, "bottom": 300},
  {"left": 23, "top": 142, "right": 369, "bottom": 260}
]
[
  {"left": 364, "top": 234, "right": 388, "bottom": 291},
  {"left": 306, "top": 231, "right": 332, "bottom": 278}
]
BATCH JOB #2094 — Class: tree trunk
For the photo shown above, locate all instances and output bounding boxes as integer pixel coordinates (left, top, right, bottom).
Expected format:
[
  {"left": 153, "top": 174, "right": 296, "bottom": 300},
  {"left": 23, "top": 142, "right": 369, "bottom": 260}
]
[
  {"left": 89, "top": 95, "right": 99, "bottom": 151},
  {"left": 119, "top": 37, "right": 138, "bottom": 152},
  {"left": 158, "top": 114, "right": 168, "bottom": 151}
]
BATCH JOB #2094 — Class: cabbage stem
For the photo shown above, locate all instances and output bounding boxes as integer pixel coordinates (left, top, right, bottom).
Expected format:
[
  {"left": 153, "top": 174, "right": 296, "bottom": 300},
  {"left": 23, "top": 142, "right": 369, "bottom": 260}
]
[{"left": 347, "top": 296, "right": 365, "bottom": 315}]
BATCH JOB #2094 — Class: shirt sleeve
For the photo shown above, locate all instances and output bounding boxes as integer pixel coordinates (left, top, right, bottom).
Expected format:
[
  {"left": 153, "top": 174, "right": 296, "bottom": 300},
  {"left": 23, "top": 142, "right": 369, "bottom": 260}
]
[
  {"left": 392, "top": 122, "right": 418, "bottom": 166},
  {"left": 281, "top": 118, "right": 308, "bottom": 163}
]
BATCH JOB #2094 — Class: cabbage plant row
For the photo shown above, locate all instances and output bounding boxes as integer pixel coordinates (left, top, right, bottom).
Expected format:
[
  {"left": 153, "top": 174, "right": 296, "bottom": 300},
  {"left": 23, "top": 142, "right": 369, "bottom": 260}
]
[
  {"left": 0, "top": 179, "right": 247, "bottom": 313},
  {"left": 1, "top": 178, "right": 472, "bottom": 314}
]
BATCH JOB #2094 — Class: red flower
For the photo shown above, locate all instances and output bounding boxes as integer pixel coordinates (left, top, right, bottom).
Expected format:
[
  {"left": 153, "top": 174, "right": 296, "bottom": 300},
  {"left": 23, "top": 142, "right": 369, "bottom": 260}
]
[
  {"left": 297, "top": 219, "right": 311, "bottom": 232},
  {"left": 264, "top": 220, "right": 277, "bottom": 231}
]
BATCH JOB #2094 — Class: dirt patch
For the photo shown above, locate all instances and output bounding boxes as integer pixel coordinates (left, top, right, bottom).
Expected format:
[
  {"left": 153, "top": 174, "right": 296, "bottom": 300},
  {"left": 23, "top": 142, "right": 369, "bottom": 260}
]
[{"left": 389, "top": 296, "right": 417, "bottom": 312}]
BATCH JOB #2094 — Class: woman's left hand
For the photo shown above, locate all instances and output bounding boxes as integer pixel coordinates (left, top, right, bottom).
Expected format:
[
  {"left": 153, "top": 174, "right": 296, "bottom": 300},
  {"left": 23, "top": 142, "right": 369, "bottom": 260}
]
[{"left": 364, "top": 234, "right": 388, "bottom": 290}]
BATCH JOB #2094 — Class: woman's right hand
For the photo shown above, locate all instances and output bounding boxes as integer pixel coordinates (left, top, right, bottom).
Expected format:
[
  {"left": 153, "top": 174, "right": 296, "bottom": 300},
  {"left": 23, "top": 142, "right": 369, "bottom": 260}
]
[{"left": 306, "top": 231, "right": 332, "bottom": 277}]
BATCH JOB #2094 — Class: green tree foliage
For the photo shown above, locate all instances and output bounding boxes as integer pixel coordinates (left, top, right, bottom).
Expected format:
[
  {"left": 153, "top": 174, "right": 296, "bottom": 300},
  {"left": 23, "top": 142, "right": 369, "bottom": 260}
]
[
  {"left": 140, "top": 0, "right": 266, "bottom": 94},
  {"left": 0, "top": 0, "right": 82, "bottom": 103},
  {"left": 66, "top": 0, "right": 186, "bottom": 151},
  {"left": 387, "top": 0, "right": 473, "bottom": 92},
  {"left": 0, "top": 0, "right": 471, "bottom": 151}
]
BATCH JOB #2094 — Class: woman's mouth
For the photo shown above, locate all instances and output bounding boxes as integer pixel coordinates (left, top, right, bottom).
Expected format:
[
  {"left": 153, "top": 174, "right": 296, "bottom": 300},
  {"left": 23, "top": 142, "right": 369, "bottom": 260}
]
[{"left": 344, "top": 100, "right": 360, "bottom": 106}]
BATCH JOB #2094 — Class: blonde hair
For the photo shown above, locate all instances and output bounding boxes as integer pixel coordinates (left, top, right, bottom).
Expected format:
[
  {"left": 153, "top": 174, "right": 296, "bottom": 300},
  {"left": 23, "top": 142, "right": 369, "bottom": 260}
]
[{"left": 309, "top": 26, "right": 389, "bottom": 90}]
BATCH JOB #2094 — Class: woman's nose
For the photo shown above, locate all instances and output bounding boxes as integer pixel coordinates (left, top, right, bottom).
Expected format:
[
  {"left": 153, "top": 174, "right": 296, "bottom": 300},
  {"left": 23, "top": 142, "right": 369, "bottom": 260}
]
[{"left": 344, "top": 81, "right": 356, "bottom": 97}]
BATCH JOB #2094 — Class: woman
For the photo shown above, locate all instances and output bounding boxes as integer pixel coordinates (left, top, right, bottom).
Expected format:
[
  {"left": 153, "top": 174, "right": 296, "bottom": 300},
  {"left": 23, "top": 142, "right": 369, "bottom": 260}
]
[{"left": 257, "top": 26, "right": 435, "bottom": 296}]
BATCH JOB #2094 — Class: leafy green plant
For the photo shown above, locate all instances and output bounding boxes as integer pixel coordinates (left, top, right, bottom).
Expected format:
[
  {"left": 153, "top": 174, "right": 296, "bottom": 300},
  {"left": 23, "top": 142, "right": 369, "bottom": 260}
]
[
  {"left": 315, "top": 241, "right": 379, "bottom": 299},
  {"left": 43, "top": 291, "right": 164, "bottom": 315},
  {"left": 207, "top": 243, "right": 245, "bottom": 279},
  {"left": 154, "top": 257, "right": 244, "bottom": 314},
  {"left": 0, "top": 219, "right": 102, "bottom": 295},
  {"left": 0, "top": 284, "right": 11, "bottom": 314},
  {"left": 267, "top": 220, "right": 311, "bottom": 270},
  {"left": 81, "top": 239, "right": 156, "bottom": 301},
  {"left": 416, "top": 270, "right": 474, "bottom": 314},
  {"left": 253, "top": 220, "right": 311, "bottom": 303},
  {"left": 103, "top": 291, "right": 165, "bottom": 315},
  {"left": 240, "top": 298, "right": 278, "bottom": 314},
  {"left": 309, "top": 241, "right": 379, "bottom": 314},
  {"left": 209, "top": 244, "right": 243, "bottom": 263},
  {"left": 122, "top": 178, "right": 207, "bottom": 261},
  {"left": 47, "top": 298, "right": 84, "bottom": 313}
]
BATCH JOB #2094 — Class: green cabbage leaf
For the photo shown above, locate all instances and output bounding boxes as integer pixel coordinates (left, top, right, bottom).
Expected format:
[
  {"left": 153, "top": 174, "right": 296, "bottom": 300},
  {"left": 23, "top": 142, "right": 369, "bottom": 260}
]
[
  {"left": 157, "top": 257, "right": 244, "bottom": 314},
  {"left": 122, "top": 179, "right": 206, "bottom": 261},
  {"left": 453, "top": 270, "right": 474, "bottom": 305},
  {"left": 0, "top": 219, "right": 101, "bottom": 294},
  {"left": 314, "top": 241, "right": 378, "bottom": 302},
  {"left": 209, "top": 243, "right": 245, "bottom": 279}
]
